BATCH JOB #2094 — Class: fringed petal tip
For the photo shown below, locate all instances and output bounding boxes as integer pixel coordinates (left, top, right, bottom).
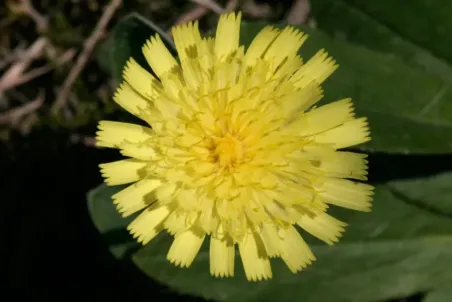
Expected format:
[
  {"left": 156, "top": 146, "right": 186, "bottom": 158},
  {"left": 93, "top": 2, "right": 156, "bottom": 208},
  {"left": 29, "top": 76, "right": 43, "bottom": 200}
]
[
  {"left": 142, "top": 34, "right": 178, "bottom": 79},
  {"left": 99, "top": 160, "right": 146, "bottom": 186},
  {"left": 210, "top": 270, "right": 234, "bottom": 278},
  {"left": 167, "top": 229, "right": 206, "bottom": 268}
]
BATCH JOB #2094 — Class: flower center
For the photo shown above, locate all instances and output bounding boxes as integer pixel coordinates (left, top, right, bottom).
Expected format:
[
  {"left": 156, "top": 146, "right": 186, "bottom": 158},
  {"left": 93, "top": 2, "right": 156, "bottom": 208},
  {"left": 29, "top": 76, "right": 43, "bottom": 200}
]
[{"left": 212, "top": 134, "right": 244, "bottom": 167}]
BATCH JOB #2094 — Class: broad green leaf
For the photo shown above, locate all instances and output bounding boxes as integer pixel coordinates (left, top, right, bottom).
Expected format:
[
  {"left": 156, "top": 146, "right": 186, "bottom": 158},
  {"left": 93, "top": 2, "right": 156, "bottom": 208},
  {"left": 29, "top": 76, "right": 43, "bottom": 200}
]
[
  {"left": 103, "top": 13, "right": 175, "bottom": 82},
  {"left": 88, "top": 171, "right": 452, "bottom": 302},
  {"left": 423, "top": 288, "right": 452, "bottom": 302},
  {"left": 388, "top": 172, "right": 452, "bottom": 217},
  {"left": 241, "top": 22, "right": 452, "bottom": 154},
  {"left": 340, "top": 0, "right": 452, "bottom": 66},
  {"left": 310, "top": 0, "right": 452, "bottom": 80}
]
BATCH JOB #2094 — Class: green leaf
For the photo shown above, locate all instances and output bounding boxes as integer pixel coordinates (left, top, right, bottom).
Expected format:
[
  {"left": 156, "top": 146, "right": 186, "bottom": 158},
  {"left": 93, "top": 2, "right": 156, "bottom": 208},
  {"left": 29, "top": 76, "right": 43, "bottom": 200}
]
[
  {"left": 388, "top": 172, "right": 452, "bottom": 217},
  {"left": 88, "top": 171, "right": 452, "bottom": 302},
  {"left": 423, "top": 288, "right": 452, "bottom": 302},
  {"left": 310, "top": 0, "right": 452, "bottom": 81},
  {"left": 103, "top": 13, "right": 175, "bottom": 82},
  {"left": 241, "top": 22, "right": 452, "bottom": 154}
]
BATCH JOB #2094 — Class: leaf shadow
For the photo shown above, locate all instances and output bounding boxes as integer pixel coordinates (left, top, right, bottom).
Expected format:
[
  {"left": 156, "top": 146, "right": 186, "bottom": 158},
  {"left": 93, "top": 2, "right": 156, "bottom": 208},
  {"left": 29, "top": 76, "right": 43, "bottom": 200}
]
[
  {"left": 104, "top": 228, "right": 138, "bottom": 249},
  {"left": 365, "top": 152, "right": 452, "bottom": 183}
]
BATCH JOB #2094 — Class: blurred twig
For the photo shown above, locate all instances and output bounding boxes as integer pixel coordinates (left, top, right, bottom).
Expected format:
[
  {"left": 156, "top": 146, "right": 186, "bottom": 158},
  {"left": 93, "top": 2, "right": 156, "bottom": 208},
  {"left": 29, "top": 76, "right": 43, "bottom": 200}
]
[
  {"left": 51, "top": 0, "right": 122, "bottom": 115},
  {"left": 0, "top": 90, "right": 44, "bottom": 127},
  {"left": 0, "top": 44, "right": 75, "bottom": 94},
  {"left": 174, "top": 5, "right": 209, "bottom": 25},
  {"left": 189, "top": 0, "right": 224, "bottom": 14},
  {"left": 225, "top": 0, "right": 239, "bottom": 12},
  {"left": 174, "top": 0, "right": 238, "bottom": 27},
  {"left": 0, "top": 42, "right": 26, "bottom": 70},
  {"left": 0, "top": 37, "right": 47, "bottom": 93},
  {"left": 10, "top": 0, "right": 49, "bottom": 32},
  {"left": 285, "top": 0, "right": 311, "bottom": 25},
  {"left": 242, "top": 0, "right": 271, "bottom": 18},
  {"left": 19, "top": 49, "right": 76, "bottom": 85},
  {"left": 69, "top": 134, "right": 97, "bottom": 147}
]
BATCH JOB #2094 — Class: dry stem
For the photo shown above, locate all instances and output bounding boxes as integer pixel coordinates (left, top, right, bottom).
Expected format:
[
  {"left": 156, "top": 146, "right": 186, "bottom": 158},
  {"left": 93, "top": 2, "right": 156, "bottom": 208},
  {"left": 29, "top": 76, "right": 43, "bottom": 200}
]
[
  {"left": 0, "top": 37, "right": 47, "bottom": 93},
  {"left": 13, "top": 0, "right": 49, "bottom": 31},
  {"left": 0, "top": 90, "right": 44, "bottom": 126},
  {"left": 51, "top": 0, "right": 122, "bottom": 115},
  {"left": 189, "top": 0, "right": 224, "bottom": 14},
  {"left": 285, "top": 0, "right": 311, "bottom": 25}
]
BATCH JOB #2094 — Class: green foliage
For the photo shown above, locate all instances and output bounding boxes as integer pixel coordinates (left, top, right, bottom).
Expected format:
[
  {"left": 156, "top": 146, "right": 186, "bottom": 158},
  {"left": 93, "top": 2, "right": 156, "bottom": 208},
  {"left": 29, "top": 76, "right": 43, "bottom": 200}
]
[
  {"left": 310, "top": 0, "right": 452, "bottom": 80},
  {"left": 423, "top": 288, "right": 452, "bottom": 302}
]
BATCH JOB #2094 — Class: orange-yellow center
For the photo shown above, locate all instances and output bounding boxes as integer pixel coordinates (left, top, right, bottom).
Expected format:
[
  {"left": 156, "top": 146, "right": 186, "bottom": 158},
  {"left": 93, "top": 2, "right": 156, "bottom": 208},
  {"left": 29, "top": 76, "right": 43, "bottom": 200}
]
[{"left": 212, "top": 134, "right": 244, "bottom": 167}]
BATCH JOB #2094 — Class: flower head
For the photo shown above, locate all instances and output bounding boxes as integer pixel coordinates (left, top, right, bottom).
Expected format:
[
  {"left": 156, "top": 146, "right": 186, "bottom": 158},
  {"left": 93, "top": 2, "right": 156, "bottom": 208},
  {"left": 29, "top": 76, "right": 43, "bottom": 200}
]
[{"left": 96, "top": 12, "right": 373, "bottom": 281}]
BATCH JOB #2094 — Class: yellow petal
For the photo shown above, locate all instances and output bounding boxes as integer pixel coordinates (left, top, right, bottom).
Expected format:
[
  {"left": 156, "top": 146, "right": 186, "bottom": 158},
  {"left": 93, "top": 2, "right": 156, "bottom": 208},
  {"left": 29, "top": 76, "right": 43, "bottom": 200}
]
[
  {"left": 210, "top": 236, "right": 235, "bottom": 277},
  {"left": 127, "top": 205, "right": 170, "bottom": 244},
  {"left": 273, "top": 54, "right": 303, "bottom": 79},
  {"left": 212, "top": 49, "right": 243, "bottom": 90},
  {"left": 260, "top": 223, "right": 280, "bottom": 257},
  {"left": 155, "top": 183, "right": 178, "bottom": 204},
  {"left": 123, "top": 58, "right": 162, "bottom": 99},
  {"left": 113, "top": 82, "right": 150, "bottom": 118},
  {"left": 142, "top": 34, "right": 179, "bottom": 79},
  {"left": 292, "top": 49, "right": 338, "bottom": 87},
  {"left": 99, "top": 159, "right": 146, "bottom": 186},
  {"left": 196, "top": 38, "right": 215, "bottom": 81},
  {"left": 167, "top": 227, "right": 205, "bottom": 268},
  {"left": 164, "top": 210, "right": 189, "bottom": 235},
  {"left": 300, "top": 98, "right": 355, "bottom": 136},
  {"left": 199, "top": 195, "right": 215, "bottom": 234},
  {"left": 96, "top": 120, "right": 153, "bottom": 148},
  {"left": 314, "top": 117, "right": 371, "bottom": 149},
  {"left": 214, "top": 12, "right": 242, "bottom": 60},
  {"left": 112, "top": 178, "right": 162, "bottom": 216},
  {"left": 319, "top": 151, "right": 368, "bottom": 180},
  {"left": 179, "top": 57, "right": 201, "bottom": 90},
  {"left": 160, "top": 72, "right": 186, "bottom": 106},
  {"left": 119, "top": 142, "right": 156, "bottom": 161},
  {"left": 176, "top": 188, "right": 200, "bottom": 211},
  {"left": 172, "top": 21, "right": 202, "bottom": 62},
  {"left": 278, "top": 81, "right": 323, "bottom": 118},
  {"left": 319, "top": 178, "right": 374, "bottom": 211},
  {"left": 297, "top": 212, "right": 347, "bottom": 245},
  {"left": 238, "top": 230, "right": 272, "bottom": 281},
  {"left": 244, "top": 26, "right": 280, "bottom": 67},
  {"left": 279, "top": 226, "right": 316, "bottom": 273},
  {"left": 263, "top": 26, "right": 307, "bottom": 73}
]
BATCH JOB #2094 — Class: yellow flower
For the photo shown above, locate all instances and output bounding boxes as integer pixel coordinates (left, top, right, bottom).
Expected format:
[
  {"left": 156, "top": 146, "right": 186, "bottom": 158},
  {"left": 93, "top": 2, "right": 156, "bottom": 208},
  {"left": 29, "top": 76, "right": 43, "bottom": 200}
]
[{"left": 96, "top": 12, "right": 373, "bottom": 281}]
